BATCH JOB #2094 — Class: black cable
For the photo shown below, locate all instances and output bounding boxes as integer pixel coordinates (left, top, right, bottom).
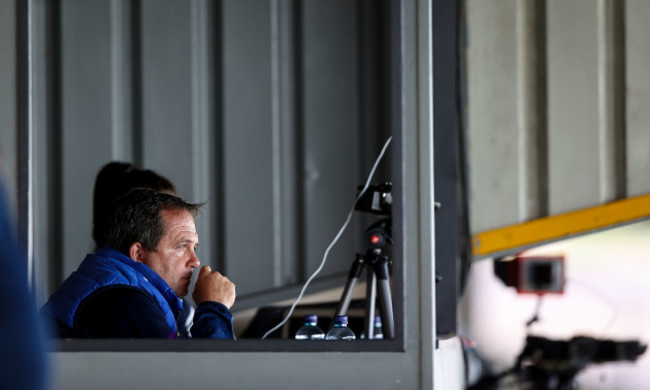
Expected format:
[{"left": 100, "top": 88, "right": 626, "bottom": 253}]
[{"left": 526, "top": 294, "right": 544, "bottom": 329}]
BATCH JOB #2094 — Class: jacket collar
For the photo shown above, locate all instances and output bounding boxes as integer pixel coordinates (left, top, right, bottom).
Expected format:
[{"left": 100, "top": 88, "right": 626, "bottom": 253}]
[{"left": 94, "top": 246, "right": 183, "bottom": 315}]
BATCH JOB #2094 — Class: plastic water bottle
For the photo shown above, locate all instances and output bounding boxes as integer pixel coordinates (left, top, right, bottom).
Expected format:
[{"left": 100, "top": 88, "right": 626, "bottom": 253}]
[
  {"left": 373, "top": 315, "right": 384, "bottom": 339},
  {"left": 325, "top": 315, "right": 356, "bottom": 340},
  {"left": 360, "top": 315, "right": 384, "bottom": 339},
  {"left": 294, "top": 315, "right": 325, "bottom": 340}
]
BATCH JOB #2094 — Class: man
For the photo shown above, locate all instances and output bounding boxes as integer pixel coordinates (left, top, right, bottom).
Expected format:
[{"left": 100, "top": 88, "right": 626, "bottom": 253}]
[
  {"left": 41, "top": 188, "right": 236, "bottom": 338},
  {"left": 91, "top": 161, "right": 194, "bottom": 336}
]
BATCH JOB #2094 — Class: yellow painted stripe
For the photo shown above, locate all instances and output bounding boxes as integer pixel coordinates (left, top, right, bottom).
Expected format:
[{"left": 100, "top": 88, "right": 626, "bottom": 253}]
[{"left": 472, "top": 193, "right": 650, "bottom": 257}]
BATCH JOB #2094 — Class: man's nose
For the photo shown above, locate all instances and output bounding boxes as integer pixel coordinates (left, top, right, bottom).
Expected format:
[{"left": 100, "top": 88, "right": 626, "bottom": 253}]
[{"left": 189, "top": 250, "right": 200, "bottom": 268}]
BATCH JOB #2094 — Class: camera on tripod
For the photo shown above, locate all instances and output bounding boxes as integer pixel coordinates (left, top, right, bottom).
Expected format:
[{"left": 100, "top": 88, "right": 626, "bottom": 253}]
[
  {"left": 333, "top": 182, "right": 395, "bottom": 339},
  {"left": 355, "top": 182, "right": 392, "bottom": 215},
  {"left": 355, "top": 182, "right": 392, "bottom": 250},
  {"left": 512, "top": 335, "right": 647, "bottom": 389}
]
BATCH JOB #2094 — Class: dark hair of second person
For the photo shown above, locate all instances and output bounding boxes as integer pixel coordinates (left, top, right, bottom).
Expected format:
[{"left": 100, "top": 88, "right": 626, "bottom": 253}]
[{"left": 92, "top": 161, "right": 176, "bottom": 248}]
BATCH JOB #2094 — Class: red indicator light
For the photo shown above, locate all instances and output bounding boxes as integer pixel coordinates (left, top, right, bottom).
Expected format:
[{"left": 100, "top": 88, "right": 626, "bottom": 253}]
[{"left": 370, "top": 235, "right": 381, "bottom": 244}]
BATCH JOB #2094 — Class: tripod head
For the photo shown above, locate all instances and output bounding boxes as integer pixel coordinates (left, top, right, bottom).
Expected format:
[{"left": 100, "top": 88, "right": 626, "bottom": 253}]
[
  {"left": 364, "top": 218, "right": 392, "bottom": 251},
  {"left": 355, "top": 181, "right": 392, "bottom": 252}
]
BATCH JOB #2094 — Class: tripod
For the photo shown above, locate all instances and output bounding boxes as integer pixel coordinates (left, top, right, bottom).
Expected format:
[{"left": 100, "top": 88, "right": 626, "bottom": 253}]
[{"left": 334, "top": 219, "right": 394, "bottom": 339}]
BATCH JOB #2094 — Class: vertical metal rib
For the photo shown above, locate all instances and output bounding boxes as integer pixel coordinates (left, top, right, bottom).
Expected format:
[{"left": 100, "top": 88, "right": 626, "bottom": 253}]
[
  {"left": 45, "top": 0, "right": 64, "bottom": 293},
  {"left": 598, "top": 0, "right": 627, "bottom": 202},
  {"left": 516, "top": 0, "right": 548, "bottom": 220},
  {"left": 293, "top": 0, "right": 306, "bottom": 283},
  {"left": 110, "top": 0, "right": 132, "bottom": 160},
  {"left": 130, "top": 0, "right": 143, "bottom": 166},
  {"left": 613, "top": 0, "right": 627, "bottom": 200},
  {"left": 210, "top": 0, "right": 225, "bottom": 272},
  {"left": 16, "top": 0, "right": 32, "bottom": 287},
  {"left": 271, "top": 0, "right": 300, "bottom": 286},
  {"left": 190, "top": 0, "right": 214, "bottom": 269},
  {"left": 270, "top": 0, "right": 283, "bottom": 286},
  {"left": 31, "top": 0, "right": 65, "bottom": 294}
]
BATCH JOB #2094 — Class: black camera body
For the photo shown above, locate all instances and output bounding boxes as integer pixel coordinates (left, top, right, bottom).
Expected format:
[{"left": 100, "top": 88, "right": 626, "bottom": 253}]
[
  {"left": 355, "top": 182, "right": 392, "bottom": 215},
  {"left": 513, "top": 335, "right": 647, "bottom": 389}
]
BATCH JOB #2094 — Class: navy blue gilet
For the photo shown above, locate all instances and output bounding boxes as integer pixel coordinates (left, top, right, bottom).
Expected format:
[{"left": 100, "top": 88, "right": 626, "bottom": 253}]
[{"left": 42, "top": 246, "right": 182, "bottom": 336}]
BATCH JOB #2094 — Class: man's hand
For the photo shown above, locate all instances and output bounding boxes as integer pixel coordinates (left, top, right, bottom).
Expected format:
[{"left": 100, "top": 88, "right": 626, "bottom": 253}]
[{"left": 192, "top": 265, "right": 236, "bottom": 308}]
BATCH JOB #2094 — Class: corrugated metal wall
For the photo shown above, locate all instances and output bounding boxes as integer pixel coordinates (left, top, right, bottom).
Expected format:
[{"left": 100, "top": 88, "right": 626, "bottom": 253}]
[
  {"left": 465, "top": 0, "right": 650, "bottom": 259},
  {"left": 16, "top": 1, "right": 446, "bottom": 389},
  {"left": 29, "top": 0, "right": 392, "bottom": 307},
  {"left": 0, "top": 0, "right": 17, "bottom": 216}
]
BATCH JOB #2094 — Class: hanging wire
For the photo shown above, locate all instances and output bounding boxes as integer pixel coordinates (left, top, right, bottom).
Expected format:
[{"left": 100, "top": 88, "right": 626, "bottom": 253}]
[{"left": 261, "top": 136, "right": 393, "bottom": 340}]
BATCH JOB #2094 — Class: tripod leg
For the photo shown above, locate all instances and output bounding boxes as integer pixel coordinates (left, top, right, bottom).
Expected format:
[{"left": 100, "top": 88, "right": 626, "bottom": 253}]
[
  {"left": 365, "top": 268, "right": 377, "bottom": 338},
  {"left": 374, "top": 255, "right": 394, "bottom": 339},
  {"left": 334, "top": 255, "right": 365, "bottom": 318}
]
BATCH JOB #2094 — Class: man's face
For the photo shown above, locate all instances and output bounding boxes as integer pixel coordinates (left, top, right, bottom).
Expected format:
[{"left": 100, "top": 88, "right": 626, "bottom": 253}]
[{"left": 140, "top": 209, "right": 200, "bottom": 297}]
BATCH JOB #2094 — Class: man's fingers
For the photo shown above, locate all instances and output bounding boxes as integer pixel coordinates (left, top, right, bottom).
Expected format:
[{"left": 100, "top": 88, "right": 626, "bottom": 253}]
[
  {"left": 193, "top": 265, "right": 236, "bottom": 308},
  {"left": 199, "top": 265, "right": 212, "bottom": 275}
]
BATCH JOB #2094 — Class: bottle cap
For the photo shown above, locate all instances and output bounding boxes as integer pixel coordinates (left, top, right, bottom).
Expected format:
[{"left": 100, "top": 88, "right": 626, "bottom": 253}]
[
  {"left": 334, "top": 315, "right": 348, "bottom": 325},
  {"left": 304, "top": 314, "right": 318, "bottom": 323}
]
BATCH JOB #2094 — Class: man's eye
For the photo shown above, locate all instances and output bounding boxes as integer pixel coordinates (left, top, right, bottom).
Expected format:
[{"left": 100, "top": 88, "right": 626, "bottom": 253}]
[{"left": 177, "top": 245, "right": 185, "bottom": 250}]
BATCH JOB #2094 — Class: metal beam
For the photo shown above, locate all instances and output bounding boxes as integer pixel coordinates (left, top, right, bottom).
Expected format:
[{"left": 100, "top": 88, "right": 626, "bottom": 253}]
[{"left": 472, "top": 192, "right": 650, "bottom": 258}]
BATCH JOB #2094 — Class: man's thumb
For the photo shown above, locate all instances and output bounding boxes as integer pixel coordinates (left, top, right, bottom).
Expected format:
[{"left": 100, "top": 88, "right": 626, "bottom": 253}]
[{"left": 199, "top": 265, "right": 212, "bottom": 275}]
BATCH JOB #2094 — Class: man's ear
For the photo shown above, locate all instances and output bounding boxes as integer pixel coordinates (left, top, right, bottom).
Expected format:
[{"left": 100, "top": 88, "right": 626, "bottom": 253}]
[{"left": 129, "top": 242, "right": 145, "bottom": 263}]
